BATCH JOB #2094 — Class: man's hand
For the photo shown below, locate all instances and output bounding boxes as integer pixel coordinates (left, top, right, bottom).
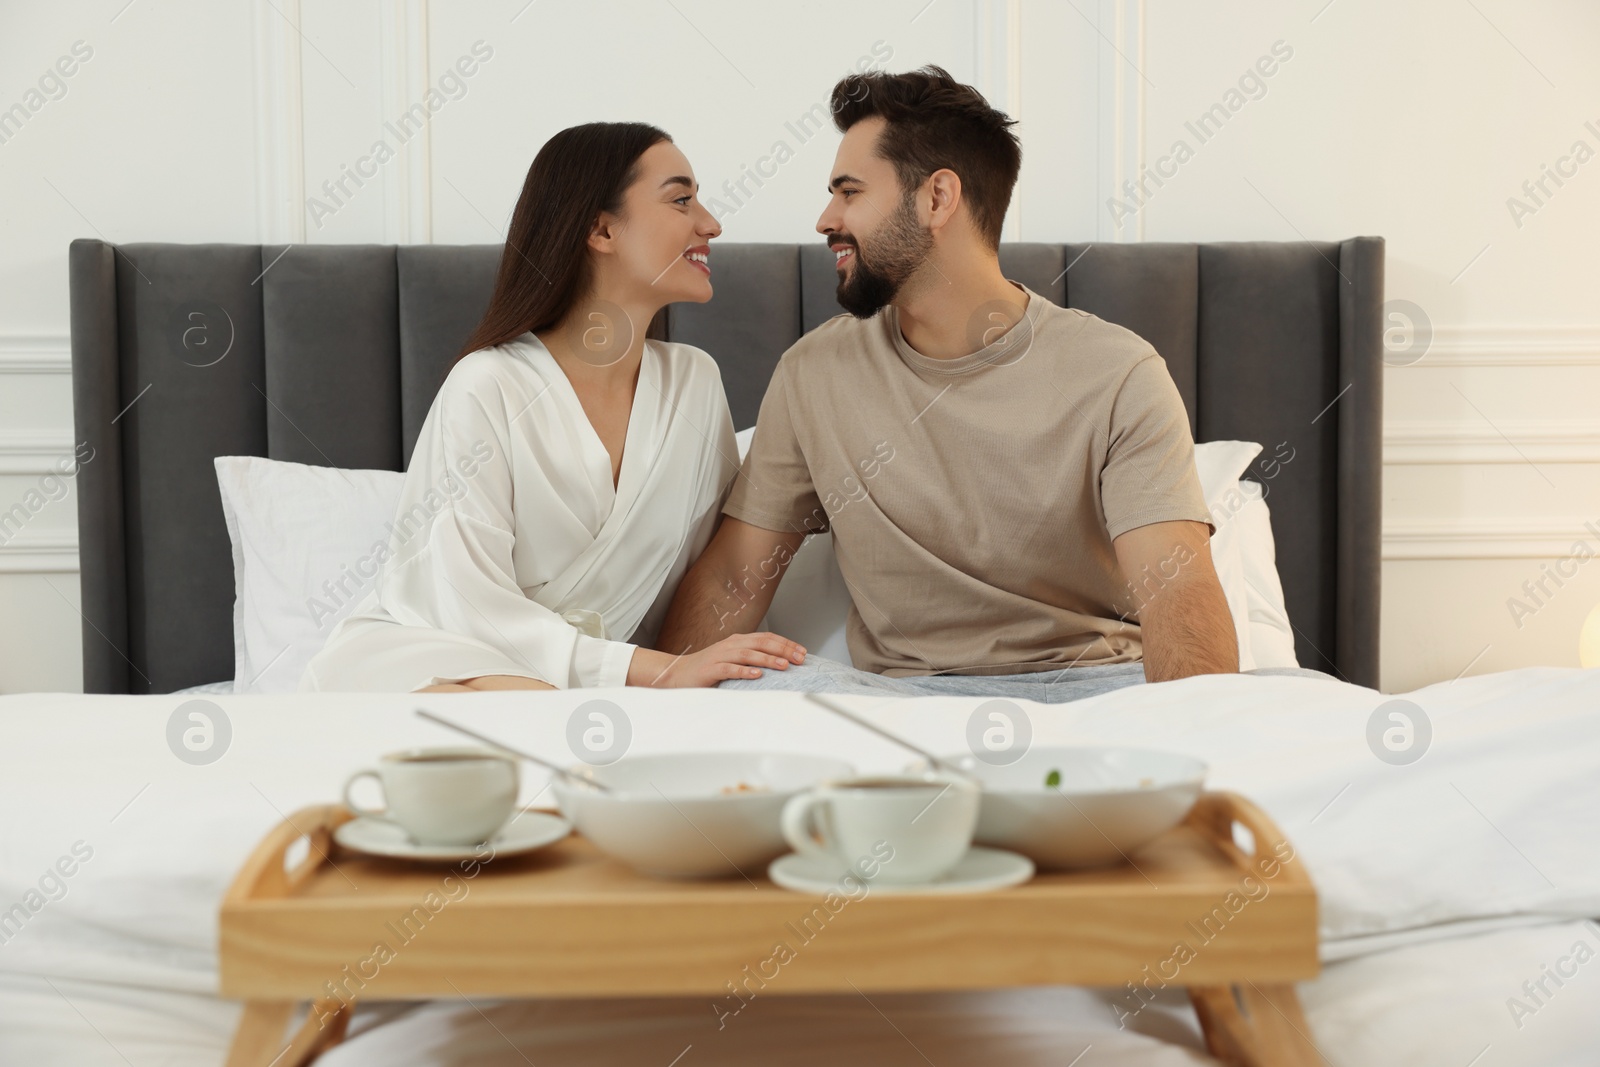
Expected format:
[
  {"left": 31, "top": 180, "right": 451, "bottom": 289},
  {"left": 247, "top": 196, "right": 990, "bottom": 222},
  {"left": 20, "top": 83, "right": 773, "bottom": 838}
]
[
  {"left": 628, "top": 633, "right": 807, "bottom": 688},
  {"left": 1113, "top": 520, "right": 1238, "bottom": 682},
  {"left": 656, "top": 516, "right": 808, "bottom": 656}
]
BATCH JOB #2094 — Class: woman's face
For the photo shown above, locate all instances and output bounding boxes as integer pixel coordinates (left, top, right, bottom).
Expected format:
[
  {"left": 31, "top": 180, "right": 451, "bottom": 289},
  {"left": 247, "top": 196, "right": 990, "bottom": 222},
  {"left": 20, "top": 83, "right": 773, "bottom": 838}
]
[{"left": 597, "top": 140, "right": 721, "bottom": 307}]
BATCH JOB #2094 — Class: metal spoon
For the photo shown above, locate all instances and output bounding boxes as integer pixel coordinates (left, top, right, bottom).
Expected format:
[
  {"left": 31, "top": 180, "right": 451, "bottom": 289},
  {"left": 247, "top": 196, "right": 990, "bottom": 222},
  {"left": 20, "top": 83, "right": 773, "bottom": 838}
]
[
  {"left": 414, "top": 708, "right": 612, "bottom": 793},
  {"left": 802, "top": 693, "right": 982, "bottom": 783}
]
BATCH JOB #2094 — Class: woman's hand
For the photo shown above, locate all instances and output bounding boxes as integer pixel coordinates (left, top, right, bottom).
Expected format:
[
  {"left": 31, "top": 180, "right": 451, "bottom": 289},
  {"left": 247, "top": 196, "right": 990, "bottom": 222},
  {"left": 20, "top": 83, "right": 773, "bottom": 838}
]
[{"left": 629, "top": 634, "right": 806, "bottom": 688}]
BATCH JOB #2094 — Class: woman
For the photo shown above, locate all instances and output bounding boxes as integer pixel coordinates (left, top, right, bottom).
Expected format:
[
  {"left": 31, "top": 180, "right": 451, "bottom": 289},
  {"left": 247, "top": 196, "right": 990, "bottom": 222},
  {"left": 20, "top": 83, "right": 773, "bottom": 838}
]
[{"left": 300, "top": 123, "right": 805, "bottom": 693}]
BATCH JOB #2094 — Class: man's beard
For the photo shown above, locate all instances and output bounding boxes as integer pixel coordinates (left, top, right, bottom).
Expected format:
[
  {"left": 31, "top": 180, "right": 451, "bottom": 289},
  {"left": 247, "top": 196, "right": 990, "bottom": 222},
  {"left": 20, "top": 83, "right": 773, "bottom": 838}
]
[{"left": 835, "top": 194, "right": 932, "bottom": 319}]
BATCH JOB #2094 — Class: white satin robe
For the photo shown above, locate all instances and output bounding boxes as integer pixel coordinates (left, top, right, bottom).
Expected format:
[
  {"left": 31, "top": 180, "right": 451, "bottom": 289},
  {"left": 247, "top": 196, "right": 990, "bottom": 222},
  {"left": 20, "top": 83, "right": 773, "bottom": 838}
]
[{"left": 299, "top": 334, "right": 738, "bottom": 692}]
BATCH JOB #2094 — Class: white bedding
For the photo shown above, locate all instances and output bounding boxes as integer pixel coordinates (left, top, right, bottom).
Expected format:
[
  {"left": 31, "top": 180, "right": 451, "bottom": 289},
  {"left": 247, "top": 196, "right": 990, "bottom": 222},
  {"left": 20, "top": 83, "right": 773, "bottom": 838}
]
[
  {"left": 4, "top": 915, "right": 1596, "bottom": 1066},
  {"left": 2, "top": 667, "right": 1598, "bottom": 1064}
]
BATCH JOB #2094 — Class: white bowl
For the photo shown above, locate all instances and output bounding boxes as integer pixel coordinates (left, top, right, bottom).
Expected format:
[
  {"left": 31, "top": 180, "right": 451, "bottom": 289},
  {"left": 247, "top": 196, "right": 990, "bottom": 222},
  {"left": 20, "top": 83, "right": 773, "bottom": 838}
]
[
  {"left": 552, "top": 752, "right": 854, "bottom": 879},
  {"left": 923, "top": 747, "right": 1206, "bottom": 870}
]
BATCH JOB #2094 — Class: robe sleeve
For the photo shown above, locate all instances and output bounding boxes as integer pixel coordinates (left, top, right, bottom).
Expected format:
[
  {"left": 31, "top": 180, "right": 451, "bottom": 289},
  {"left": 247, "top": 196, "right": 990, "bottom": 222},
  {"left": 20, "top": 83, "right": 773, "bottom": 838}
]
[{"left": 372, "top": 359, "right": 637, "bottom": 689}]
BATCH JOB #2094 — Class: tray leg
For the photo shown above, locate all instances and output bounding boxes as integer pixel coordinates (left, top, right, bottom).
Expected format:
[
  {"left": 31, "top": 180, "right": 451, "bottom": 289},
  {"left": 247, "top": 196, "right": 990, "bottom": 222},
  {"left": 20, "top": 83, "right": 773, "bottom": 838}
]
[
  {"left": 1189, "top": 983, "right": 1323, "bottom": 1067},
  {"left": 226, "top": 1002, "right": 293, "bottom": 1067},
  {"left": 226, "top": 998, "right": 353, "bottom": 1067}
]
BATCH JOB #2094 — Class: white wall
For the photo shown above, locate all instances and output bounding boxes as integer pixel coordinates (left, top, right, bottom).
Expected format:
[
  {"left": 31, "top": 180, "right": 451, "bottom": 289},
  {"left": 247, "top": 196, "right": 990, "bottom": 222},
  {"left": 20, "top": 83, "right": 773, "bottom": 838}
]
[
  {"left": 1, "top": 0, "right": 1595, "bottom": 693},
  {"left": 1125, "top": 0, "right": 1600, "bottom": 690}
]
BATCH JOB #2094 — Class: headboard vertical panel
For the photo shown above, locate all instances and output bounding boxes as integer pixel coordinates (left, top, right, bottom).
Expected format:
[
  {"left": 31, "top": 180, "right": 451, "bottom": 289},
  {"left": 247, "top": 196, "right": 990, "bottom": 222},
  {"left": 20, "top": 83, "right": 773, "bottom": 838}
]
[
  {"left": 396, "top": 246, "right": 501, "bottom": 464},
  {"left": 1064, "top": 243, "right": 1201, "bottom": 435},
  {"left": 664, "top": 243, "right": 803, "bottom": 432},
  {"left": 996, "top": 244, "right": 1067, "bottom": 305},
  {"left": 116, "top": 244, "right": 271, "bottom": 693},
  {"left": 261, "top": 245, "right": 402, "bottom": 470},
  {"left": 1337, "top": 236, "right": 1385, "bottom": 688},
  {"left": 1197, "top": 242, "right": 1343, "bottom": 678},
  {"left": 68, "top": 239, "right": 129, "bottom": 695}
]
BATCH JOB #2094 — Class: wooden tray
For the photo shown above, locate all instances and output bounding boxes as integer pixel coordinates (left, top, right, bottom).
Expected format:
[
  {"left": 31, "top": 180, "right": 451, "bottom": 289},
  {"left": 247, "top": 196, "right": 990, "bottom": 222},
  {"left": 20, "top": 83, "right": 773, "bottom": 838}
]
[{"left": 220, "top": 791, "right": 1320, "bottom": 1067}]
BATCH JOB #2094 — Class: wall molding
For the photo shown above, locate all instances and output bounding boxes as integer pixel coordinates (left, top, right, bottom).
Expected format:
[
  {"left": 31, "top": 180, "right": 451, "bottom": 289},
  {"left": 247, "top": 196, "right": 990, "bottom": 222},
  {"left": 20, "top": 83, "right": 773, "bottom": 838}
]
[
  {"left": 1385, "top": 420, "right": 1600, "bottom": 464},
  {"left": 975, "top": 0, "right": 1022, "bottom": 242},
  {"left": 252, "top": 0, "right": 306, "bottom": 243},
  {"left": 1096, "top": 0, "right": 1144, "bottom": 243},
  {"left": 0, "top": 530, "right": 79, "bottom": 574},
  {"left": 0, "top": 432, "right": 78, "bottom": 476},
  {"left": 379, "top": 0, "right": 433, "bottom": 243},
  {"left": 0, "top": 335, "right": 71, "bottom": 374},
  {"left": 1384, "top": 518, "right": 1600, "bottom": 560},
  {"left": 1391, "top": 325, "right": 1600, "bottom": 368}
]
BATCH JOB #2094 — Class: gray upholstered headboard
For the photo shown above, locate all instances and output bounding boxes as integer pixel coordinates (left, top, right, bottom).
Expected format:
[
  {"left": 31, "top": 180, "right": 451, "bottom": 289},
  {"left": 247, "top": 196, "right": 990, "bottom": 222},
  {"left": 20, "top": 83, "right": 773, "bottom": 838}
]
[{"left": 68, "top": 237, "right": 1384, "bottom": 694}]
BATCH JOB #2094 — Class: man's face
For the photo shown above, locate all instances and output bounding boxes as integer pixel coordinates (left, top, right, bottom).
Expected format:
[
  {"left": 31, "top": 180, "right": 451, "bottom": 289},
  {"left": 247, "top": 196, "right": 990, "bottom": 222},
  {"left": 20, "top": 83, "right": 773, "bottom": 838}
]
[{"left": 816, "top": 117, "right": 932, "bottom": 319}]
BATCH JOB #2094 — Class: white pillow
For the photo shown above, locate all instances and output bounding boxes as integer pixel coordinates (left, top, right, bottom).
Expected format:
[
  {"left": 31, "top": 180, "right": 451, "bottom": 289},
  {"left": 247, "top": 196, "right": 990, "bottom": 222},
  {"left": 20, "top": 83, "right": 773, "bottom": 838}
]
[
  {"left": 215, "top": 456, "right": 404, "bottom": 693},
  {"left": 1192, "top": 441, "right": 1266, "bottom": 670},
  {"left": 214, "top": 435, "right": 1296, "bottom": 691},
  {"left": 734, "top": 429, "right": 1298, "bottom": 672},
  {"left": 1191, "top": 441, "right": 1299, "bottom": 669},
  {"left": 1235, "top": 478, "right": 1298, "bottom": 667}
]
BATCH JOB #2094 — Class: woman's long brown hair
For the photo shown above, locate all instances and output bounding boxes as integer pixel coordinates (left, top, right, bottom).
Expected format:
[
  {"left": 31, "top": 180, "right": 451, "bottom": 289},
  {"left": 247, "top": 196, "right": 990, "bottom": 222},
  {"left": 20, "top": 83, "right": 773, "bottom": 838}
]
[{"left": 454, "top": 121, "right": 672, "bottom": 365}]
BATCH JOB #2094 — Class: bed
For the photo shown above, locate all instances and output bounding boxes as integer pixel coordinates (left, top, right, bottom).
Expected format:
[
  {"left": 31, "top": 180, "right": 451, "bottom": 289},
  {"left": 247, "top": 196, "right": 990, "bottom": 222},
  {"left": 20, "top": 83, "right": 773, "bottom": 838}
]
[
  {"left": 2, "top": 236, "right": 1591, "bottom": 1065},
  {"left": 3, "top": 679, "right": 1598, "bottom": 1066}
]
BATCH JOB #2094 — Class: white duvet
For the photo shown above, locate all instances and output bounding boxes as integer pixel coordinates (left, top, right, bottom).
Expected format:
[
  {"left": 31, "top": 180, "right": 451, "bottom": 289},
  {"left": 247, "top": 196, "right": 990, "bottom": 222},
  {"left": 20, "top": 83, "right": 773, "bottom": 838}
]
[{"left": 1, "top": 667, "right": 1597, "bottom": 1064}]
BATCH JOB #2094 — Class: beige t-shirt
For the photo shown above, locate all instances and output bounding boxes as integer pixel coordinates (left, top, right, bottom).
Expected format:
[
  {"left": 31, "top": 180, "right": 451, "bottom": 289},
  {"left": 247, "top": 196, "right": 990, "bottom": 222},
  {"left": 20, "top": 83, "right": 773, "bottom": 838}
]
[{"left": 723, "top": 283, "right": 1210, "bottom": 677}]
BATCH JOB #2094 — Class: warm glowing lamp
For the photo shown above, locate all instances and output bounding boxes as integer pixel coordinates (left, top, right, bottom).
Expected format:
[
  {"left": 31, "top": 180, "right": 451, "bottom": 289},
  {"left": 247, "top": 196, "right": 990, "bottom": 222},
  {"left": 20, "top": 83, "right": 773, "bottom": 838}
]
[{"left": 1581, "top": 602, "right": 1600, "bottom": 669}]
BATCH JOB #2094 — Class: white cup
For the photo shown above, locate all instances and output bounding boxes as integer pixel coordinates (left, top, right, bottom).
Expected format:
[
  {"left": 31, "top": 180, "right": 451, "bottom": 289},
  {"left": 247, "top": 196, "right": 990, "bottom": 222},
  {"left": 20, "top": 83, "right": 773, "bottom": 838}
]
[
  {"left": 780, "top": 774, "right": 980, "bottom": 884},
  {"left": 343, "top": 746, "right": 518, "bottom": 846}
]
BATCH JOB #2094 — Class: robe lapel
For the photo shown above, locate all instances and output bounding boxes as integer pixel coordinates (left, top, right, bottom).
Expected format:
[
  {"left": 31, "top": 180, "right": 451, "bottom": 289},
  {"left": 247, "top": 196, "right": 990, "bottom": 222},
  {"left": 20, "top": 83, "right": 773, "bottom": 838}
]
[
  {"left": 596, "top": 342, "right": 667, "bottom": 541},
  {"left": 515, "top": 336, "right": 613, "bottom": 532},
  {"left": 534, "top": 342, "right": 672, "bottom": 633}
]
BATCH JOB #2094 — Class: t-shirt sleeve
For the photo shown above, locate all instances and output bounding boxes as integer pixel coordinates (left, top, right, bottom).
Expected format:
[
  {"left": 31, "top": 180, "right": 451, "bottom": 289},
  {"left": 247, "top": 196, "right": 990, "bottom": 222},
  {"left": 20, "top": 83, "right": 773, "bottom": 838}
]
[
  {"left": 1100, "top": 354, "right": 1213, "bottom": 540},
  {"left": 721, "top": 358, "right": 826, "bottom": 534}
]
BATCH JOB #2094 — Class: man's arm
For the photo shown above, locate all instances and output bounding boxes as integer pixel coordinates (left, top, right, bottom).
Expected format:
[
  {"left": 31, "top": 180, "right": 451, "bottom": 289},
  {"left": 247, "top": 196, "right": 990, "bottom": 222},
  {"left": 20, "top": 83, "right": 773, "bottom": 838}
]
[
  {"left": 656, "top": 516, "right": 807, "bottom": 656},
  {"left": 1113, "top": 519, "right": 1238, "bottom": 682}
]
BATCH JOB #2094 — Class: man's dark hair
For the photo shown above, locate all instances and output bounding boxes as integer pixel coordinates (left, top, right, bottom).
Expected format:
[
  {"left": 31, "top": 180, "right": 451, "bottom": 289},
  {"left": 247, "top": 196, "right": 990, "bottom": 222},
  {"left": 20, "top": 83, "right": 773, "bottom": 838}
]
[{"left": 829, "top": 64, "right": 1021, "bottom": 250}]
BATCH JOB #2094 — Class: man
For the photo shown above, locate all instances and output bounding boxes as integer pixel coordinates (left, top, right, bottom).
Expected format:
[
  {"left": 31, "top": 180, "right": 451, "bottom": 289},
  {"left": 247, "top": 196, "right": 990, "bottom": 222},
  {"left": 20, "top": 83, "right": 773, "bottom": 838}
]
[{"left": 656, "top": 65, "right": 1238, "bottom": 703}]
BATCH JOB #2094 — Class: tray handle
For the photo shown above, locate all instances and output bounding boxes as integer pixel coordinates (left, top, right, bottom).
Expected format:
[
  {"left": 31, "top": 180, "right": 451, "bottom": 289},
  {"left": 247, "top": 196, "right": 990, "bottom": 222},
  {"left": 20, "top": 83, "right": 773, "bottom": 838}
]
[
  {"left": 1183, "top": 791, "right": 1311, "bottom": 888},
  {"left": 222, "top": 804, "right": 354, "bottom": 904}
]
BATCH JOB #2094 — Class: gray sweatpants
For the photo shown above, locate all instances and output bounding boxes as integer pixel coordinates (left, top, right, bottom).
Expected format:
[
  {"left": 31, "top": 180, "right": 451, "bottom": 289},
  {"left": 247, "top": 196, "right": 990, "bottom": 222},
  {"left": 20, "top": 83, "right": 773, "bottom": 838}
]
[{"left": 716, "top": 654, "right": 1329, "bottom": 704}]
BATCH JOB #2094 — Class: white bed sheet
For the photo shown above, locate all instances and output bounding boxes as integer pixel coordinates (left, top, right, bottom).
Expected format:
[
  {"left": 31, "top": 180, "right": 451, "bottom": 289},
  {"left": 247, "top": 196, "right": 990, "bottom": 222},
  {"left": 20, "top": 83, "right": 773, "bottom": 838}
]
[
  {"left": 1, "top": 668, "right": 1597, "bottom": 1064},
  {"left": 5, "top": 920, "right": 1597, "bottom": 1066}
]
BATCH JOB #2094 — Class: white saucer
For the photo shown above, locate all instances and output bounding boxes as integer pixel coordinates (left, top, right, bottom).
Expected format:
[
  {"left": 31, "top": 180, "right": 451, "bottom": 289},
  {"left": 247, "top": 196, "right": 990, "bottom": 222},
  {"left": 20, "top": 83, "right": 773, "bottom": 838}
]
[
  {"left": 333, "top": 810, "right": 571, "bottom": 862},
  {"left": 769, "top": 845, "right": 1034, "bottom": 895}
]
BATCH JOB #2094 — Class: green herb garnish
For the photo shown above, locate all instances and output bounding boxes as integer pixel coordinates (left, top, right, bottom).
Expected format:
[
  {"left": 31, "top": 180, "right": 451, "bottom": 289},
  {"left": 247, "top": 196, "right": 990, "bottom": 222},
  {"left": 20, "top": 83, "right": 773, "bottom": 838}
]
[{"left": 1044, "top": 769, "right": 1061, "bottom": 788}]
